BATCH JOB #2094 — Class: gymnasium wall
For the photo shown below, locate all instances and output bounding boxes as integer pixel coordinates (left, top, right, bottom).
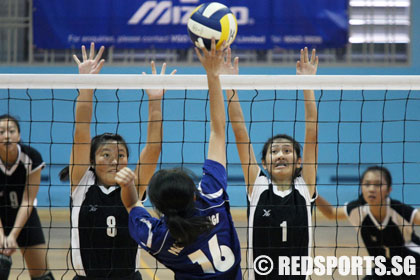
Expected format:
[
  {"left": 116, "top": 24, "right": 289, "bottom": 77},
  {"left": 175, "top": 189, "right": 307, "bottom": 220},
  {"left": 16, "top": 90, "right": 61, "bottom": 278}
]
[{"left": 1, "top": 1, "right": 419, "bottom": 208}]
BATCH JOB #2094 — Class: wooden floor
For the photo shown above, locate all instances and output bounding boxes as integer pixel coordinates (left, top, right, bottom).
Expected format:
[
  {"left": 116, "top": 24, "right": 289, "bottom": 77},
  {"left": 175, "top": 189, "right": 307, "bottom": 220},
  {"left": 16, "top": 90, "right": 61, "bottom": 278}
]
[{"left": 9, "top": 208, "right": 378, "bottom": 279}]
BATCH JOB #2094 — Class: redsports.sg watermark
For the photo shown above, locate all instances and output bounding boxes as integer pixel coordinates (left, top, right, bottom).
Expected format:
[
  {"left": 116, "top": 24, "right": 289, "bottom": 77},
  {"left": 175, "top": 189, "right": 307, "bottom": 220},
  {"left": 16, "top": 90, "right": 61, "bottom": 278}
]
[{"left": 253, "top": 255, "right": 417, "bottom": 276}]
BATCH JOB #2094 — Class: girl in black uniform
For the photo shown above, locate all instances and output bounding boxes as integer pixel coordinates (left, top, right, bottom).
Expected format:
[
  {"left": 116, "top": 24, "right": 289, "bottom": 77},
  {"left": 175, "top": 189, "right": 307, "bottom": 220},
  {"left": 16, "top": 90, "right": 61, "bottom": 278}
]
[
  {"left": 0, "top": 114, "right": 54, "bottom": 279},
  {"left": 63, "top": 42, "right": 175, "bottom": 279},
  {"left": 316, "top": 166, "right": 420, "bottom": 279},
  {"left": 225, "top": 47, "right": 319, "bottom": 280}
]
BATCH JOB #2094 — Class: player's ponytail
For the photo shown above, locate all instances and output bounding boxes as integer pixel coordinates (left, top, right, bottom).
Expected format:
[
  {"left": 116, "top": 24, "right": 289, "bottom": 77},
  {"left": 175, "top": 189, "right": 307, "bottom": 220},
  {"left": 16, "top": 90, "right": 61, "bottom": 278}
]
[{"left": 148, "top": 168, "right": 214, "bottom": 247}]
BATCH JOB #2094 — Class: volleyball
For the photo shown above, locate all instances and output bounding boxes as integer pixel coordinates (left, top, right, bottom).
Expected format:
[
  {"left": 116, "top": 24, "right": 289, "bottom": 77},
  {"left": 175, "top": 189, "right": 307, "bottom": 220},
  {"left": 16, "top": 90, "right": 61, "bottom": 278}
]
[{"left": 187, "top": 2, "right": 238, "bottom": 50}]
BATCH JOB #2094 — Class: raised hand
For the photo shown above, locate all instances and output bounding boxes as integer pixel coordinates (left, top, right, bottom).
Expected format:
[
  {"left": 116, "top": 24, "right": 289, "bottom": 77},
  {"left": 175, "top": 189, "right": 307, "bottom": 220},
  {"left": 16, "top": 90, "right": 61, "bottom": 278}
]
[
  {"left": 143, "top": 61, "right": 177, "bottom": 100},
  {"left": 195, "top": 38, "right": 227, "bottom": 77},
  {"left": 73, "top": 42, "right": 105, "bottom": 75},
  {"left": 296, "top": 47, "right": 318, "bottom": 76},
  {"left": 115, "top": 167, "right": 136, "bottom": 189},
  {"left": 220, "top": 47, "right": 239, "bottom": 75}
]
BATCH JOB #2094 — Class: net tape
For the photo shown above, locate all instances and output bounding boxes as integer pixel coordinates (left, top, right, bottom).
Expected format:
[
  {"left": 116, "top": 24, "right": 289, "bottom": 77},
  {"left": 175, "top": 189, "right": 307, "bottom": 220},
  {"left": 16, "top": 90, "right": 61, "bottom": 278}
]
[{"left": 1, "top": 74, "right": 420, "bottom": 90}]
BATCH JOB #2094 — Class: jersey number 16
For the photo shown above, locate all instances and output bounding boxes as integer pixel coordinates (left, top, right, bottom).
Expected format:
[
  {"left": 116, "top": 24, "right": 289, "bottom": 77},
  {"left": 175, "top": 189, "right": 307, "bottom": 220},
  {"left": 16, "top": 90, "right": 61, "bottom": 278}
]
[{"left": 188, "top": 234, "right": 235, "bottom": 273}]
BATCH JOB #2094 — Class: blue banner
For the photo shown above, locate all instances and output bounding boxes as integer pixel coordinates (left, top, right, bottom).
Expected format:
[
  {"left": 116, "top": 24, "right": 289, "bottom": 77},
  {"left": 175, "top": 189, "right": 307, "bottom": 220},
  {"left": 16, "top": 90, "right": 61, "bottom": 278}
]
[{"left": 33, "top": 0, "right": 348, "bottom": 50}]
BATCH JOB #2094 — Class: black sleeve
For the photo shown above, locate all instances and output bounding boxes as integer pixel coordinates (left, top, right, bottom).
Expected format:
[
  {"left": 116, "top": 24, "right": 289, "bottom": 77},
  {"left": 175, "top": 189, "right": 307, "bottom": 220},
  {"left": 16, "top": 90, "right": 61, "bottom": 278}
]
[
  {"left": 21, "top": 144, "right": 45, "bottom": 172},
  {"left": 391, "top": 199, "right": 416, "bottom": 223},
  {"left": 345, "top": 199, "right": 362, "bottom": 217}
]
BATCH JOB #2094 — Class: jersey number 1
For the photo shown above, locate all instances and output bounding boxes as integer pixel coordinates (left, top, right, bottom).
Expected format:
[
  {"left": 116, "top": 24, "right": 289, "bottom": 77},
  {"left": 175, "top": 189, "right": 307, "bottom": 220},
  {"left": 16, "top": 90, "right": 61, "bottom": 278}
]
[
  {"left": 188, "top": 234, "right": 235, "bottom": 273},
  {"left": 280, "top": 221, "right": 287, "bottom": 242}
]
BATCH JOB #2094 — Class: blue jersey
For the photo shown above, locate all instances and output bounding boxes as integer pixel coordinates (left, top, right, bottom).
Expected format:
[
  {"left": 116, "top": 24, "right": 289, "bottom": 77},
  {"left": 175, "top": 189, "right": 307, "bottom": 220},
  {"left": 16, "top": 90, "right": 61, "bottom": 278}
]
[{"left": 129, "top": 159, "right": 241, "bottom": 280}]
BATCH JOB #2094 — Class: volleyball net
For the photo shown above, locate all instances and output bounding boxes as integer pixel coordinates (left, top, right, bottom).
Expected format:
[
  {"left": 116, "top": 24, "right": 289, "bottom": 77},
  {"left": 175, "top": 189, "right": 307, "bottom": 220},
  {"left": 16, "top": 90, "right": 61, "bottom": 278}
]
[{"left": 1, "top": 74, "right": 420, "bottom": 279}]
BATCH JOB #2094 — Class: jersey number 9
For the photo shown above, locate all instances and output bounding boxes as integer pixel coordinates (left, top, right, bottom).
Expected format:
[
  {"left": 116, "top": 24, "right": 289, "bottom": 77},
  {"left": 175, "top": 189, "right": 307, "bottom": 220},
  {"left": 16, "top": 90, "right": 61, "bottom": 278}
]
[{"left": 106, "top": 216, "right": 117, "bottom": 237}]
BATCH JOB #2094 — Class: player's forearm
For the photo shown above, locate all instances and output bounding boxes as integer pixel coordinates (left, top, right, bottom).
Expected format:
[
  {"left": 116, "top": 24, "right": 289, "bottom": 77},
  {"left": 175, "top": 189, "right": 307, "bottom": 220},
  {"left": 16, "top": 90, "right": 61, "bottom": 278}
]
[
  {"left": 303, "top": 89, "right": 317, "bottom": 122},
  {"left": 121, "top": 184, "right": 142, "bottom": 213},
  {"left": 227, "top": 90, "right": 249, "bottom": 135},
  {"left": 146, "top": 98, "right": 163, "bottom": 152},
  {"left": 10, "top": 203, "right": 34, "bottom": 238},
  {"left": 208, "top": 75, "right": 226, "bottom": 135},
  {"left": 303, "top": 90, "right": 318, "bottom": 141},
  {"left": 75, "top": 89, "right": 94, "bottom": 123}
]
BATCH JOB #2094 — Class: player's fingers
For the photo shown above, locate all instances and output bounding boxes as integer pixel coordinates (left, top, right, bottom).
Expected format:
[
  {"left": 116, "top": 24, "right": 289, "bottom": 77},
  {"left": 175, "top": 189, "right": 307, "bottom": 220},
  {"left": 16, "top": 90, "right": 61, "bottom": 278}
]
[
  {"left": 194, "top": 47, "right": 203, "bottom": 61},
  {"left": 94, "top": 46, "right": 105, "bottom": 64},
  {"left": 304, "top": 47, "right": 309, "bottom": 63},
  {"left": 160, "top": 63, "right": 167, "bottom": 75},
  {"left": 210, "top": 38, "right": 216, "bottom": 55},
  {"left": 226, "top": 48, "right": 232, "bottom": 66},
  {"left": 170, "top": 69, "right": 177, "bottom": 75},
  {"left": 82, "top": 45, "right": 87, "bottom": 61},
  {"left": 300, "top": 49, "right": 304, "bottom": 65},
  {"left": 315, "top": 56, "right": 319, "bottom": 68},
  {"left": 73, "top": 55, "right": 81, "bottom": 65},
  {"left": 89, "top": 42, "right": 95, "bottom": 60},
  {"left": 196, "top": 40, "right": 209, "bottom": 56},
  {"left": 310, "top": 48, "right": 316, "bottom": 64},
  {"left": 151, "top": 61, "right": 156, "bottom": 74},
  {"left": 94, "top": 59, "right": 105, "bottom": 73},
  {"left": 234, "top": 57, "right": 239, "bottom": 72}
]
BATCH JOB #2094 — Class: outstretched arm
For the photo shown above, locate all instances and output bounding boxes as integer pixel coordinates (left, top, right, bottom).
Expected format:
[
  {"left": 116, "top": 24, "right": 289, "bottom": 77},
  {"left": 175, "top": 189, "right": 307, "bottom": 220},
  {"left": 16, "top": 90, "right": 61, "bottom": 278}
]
[
  {"left": 297, "top": 47, "right": 319, "bottom": 197},
  {"left": 134, "top": 61, "right": 176, "bottom": 200},
  {"left": 315, "top": 195, "right": 347, "bottom": 220},
  {"left": 223, "top": 48, "right": 259, "bottom": 195},
  {"left": 195, "top": 39, "right": 227, "bottom": 167},
  {"left": 69, "top": 42, "right": 105, "bottom": 191}
]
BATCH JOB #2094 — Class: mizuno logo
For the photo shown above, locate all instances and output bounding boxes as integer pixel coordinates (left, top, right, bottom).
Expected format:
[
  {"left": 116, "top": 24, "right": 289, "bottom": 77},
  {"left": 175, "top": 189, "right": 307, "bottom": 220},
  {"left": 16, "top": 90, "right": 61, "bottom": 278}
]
[
  {"left": 263, "top": 209, "right": 271, "bottom": 217},
  {"left": 128, "top": 1, "right": 196, "bottom": 25},
  {"left": 128, "top": 0, "right": 252, "bottom": 26},
  {"left": 89, "top": 204, "right": 98, "bottom": 212}
]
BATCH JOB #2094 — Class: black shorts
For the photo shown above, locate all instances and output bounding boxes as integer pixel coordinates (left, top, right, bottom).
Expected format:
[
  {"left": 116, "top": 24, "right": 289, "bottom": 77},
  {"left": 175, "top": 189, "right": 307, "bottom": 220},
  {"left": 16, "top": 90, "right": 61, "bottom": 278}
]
[
  {"left": 73, "top": 271, "right": 142, "bottom": 280},
  {"left": 2, "top": 208, "right": 46, "bottom": 247}
]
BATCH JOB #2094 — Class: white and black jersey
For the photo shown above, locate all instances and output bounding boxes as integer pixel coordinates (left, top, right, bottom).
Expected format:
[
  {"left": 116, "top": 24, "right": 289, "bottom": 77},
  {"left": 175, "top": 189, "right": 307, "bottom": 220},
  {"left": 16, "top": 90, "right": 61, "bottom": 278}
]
[
  {"left": 0, "top": 144, "right": 46, "bottom": 247},
  {"left": 71, "top": 169, "right": 140, "bottom": 278},
  {"left": 248, "top": 169, "right": 316, "bottom": 280},
  {"left": 346, "top": 198, "right": 420, "bottom": 279},
  {"left": 0, "top": 144, "right": 45, "bottom": 218}
]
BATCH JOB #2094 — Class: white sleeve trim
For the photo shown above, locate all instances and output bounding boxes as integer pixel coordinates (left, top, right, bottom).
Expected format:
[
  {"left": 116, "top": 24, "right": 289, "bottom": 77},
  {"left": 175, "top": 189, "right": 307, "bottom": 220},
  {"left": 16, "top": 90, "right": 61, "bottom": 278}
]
[
  {"left": 197, "top": 182, "right": 224, "bottom": 200},
  {"left": 29, "top": 162, "right": 45, "bottom": 174},
  {"left": 410, "top": 208, "right": 418, "bottom": 225},
  {"left": 140, "top": 218, "right": 154, "bottom": 248}
]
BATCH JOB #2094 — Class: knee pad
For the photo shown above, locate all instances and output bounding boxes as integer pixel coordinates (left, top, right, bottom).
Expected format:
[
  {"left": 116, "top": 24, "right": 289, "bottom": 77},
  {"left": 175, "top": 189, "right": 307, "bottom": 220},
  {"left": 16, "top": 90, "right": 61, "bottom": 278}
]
[
  {"left": 0, "top": 254, "right": 12, "bottom": 280},
  {"left": 31, "top": 271, "right": 54, "bottom": 280}
]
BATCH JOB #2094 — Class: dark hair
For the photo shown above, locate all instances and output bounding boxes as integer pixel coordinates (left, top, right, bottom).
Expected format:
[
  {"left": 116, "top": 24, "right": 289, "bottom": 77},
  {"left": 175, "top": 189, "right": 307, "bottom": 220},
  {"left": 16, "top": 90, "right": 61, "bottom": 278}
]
[
  {"left": 0, "top": 114, "right": 21, "bottom": 133},
  {"left": 261, "top": 134, "right": 302, "bottom": 179},
  {"left": 360, "top": 166, "right": 392, "bottom": 189},
  {"left": 148, "top": 168, "right": 214, "bottom": 247},
  {"left": 59, "top": 133, "right": 129, "bottom": 182},
  {"left": 89, "top": 133, "right": 129, "bottom": 165}
]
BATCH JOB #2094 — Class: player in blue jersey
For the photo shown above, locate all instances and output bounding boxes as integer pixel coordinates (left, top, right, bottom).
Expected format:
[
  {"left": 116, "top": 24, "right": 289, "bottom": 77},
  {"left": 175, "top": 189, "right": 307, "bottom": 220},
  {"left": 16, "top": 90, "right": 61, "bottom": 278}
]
[
  {"left": 224, "top": 47, "right": 319, "bottom": 280},
  {"left": 316, "top": 166, "right": 420, "bottom": 279},
  {"left": 61, "top": 42, "right": 175, "bottom": 279},
  {"left": 0, "top": 114, "right": 54, "bottom": 279},
  {"left": 118, "top": 39, "right": 242, "bottom": 280}
]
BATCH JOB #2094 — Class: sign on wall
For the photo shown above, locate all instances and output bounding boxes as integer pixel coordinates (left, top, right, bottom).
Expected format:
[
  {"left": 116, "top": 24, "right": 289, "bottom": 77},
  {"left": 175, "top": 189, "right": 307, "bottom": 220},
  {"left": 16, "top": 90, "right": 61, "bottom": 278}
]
[{"left": 33, "top": 0, "right": 348, "bottom": 49}]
